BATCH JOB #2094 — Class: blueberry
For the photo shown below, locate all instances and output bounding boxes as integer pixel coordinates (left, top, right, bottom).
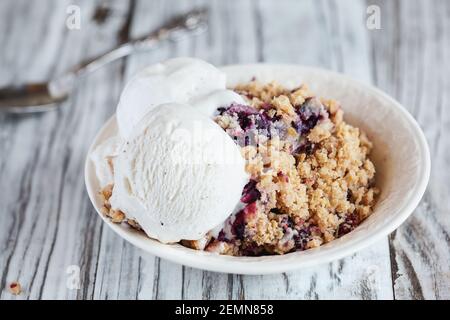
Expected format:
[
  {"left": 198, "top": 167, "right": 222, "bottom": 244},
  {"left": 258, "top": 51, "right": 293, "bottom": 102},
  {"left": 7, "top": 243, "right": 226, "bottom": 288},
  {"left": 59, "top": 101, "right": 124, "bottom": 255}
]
[
  {"left": 241, "top": 180, "right": 261, "bottom": 203},
  {"left": 270, "top": 208, "right": 283, "bottom": 215},
  {"left": 280, "top": 215, "right": 295, "bottom": 231},
  {"left": 297, "top": 98, "right": 322, "bottom": 119},
  {"left": 337, "top": 213, "right": 360, "bottom": 237},
  {"left": 294, "top": 142, "right": 316, "bottom": 155},
  {"left": 294, "top": 98, "right": 326, "bottom": 134},
  {"left": 216, "top": 107, "right": 227, "bottom": 115},
  {"left": 217, "top": 230, "right": 228, "bottom": 242},
  {"left": 237, "top": 113, "right": 253, "bottom": 130},
  {"left": 255, "top": 112, "right": 270, "bottom": 131},
  {"left": 294, "top": 226, "right": 311, "bottom": 250},
  {"left": 231, "top": 210, "right": 246, "bottom": 240},
  {"left": 221, "top": 103, "right": 281, "bottom": 139},
  {"left": 302, "top": 115, "right": 320, "bottom": 133},
  {"left": 346, "top": 189, "right": 353, "bottom": 201}
]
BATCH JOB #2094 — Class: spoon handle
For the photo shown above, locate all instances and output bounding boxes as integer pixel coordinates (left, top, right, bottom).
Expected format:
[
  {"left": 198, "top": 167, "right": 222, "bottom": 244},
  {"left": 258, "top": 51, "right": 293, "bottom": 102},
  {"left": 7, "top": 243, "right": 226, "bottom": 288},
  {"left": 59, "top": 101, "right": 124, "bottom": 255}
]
[
  {"left": 72, "top": 8, "right": 208, "bottom": 78},
  {"left": 0, "top": 8, "right": 208, "bottom": 113}
]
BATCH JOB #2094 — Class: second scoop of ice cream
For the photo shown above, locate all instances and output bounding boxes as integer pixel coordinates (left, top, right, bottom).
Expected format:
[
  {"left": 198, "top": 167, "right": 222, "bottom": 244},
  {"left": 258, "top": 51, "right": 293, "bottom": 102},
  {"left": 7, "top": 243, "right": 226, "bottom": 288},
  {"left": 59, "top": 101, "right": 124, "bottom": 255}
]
[{"left": 116, "top": 57, "right": 244, "bottom": 138}]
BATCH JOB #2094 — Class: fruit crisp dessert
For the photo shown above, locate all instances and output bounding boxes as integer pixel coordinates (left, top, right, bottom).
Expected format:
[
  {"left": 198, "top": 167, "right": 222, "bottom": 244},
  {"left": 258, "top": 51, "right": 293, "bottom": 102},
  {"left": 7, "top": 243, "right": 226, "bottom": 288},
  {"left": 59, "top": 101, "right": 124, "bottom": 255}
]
[
  {"left": 100, "top": 87, "right": 377, "bottom": 255},
  {"left": 92, "top": 58, "right": 378, "bottom": 257},
  {"left": 181, "top": 81, "right": 378, "bottom": 255}
]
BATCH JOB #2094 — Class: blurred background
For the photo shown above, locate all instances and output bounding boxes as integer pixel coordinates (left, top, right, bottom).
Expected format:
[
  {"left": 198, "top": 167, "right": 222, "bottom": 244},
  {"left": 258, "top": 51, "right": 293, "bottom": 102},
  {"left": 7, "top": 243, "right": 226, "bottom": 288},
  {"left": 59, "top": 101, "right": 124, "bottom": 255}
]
[{"left": 0, "top": 0, "right": 448, "bottom": 300}]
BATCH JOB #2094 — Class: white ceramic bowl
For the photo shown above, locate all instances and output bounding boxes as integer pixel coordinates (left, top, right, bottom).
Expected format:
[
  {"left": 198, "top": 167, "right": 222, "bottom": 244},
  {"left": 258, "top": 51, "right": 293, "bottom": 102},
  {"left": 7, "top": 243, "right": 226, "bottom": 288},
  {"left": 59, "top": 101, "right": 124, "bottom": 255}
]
[{"left": 85, "top": 64, "right": 430, "bottom": 275}]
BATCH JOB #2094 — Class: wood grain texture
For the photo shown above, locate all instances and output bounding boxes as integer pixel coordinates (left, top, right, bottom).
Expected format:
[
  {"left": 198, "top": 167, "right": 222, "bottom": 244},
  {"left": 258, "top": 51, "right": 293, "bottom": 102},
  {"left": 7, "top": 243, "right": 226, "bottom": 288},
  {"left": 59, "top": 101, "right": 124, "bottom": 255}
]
[
  {"left": 0, "top": 0, "right": 135, "bottom": 300},
  {"left": 369, "top": 0, "right": 450, "bottom": 300},
  {"left": 0, "top": 0, "right": 447, "bottom": 300}
]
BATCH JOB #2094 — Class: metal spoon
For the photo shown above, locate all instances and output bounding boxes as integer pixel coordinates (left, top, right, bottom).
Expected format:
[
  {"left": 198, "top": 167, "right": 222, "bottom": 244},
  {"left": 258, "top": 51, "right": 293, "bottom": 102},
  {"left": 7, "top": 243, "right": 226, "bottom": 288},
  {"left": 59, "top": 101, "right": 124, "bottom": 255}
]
[{"left": 0, "top": 8, "right": 208, "bottom": 113}]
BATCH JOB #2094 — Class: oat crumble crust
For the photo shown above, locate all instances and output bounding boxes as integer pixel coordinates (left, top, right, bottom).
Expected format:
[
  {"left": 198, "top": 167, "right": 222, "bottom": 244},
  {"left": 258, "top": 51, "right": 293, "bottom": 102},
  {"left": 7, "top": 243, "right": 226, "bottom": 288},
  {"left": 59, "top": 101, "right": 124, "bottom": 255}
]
[
  {"left": 100, "top": 80, "right": 378, "bottom": 256},
  {"left": 99, "top": 184, "right": 141, "bottom": 229}
]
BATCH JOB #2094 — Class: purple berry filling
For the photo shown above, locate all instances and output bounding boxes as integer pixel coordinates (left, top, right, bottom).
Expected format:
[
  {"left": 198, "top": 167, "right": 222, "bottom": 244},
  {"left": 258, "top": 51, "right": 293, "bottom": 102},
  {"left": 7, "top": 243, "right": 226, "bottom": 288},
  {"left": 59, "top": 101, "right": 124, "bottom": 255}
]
[
  {"left": 270, "top": 208, "right": 283, "bottom": 214},
  {"left": 294, "top": 141, "right": 316, "bottom": 155},
  {"left": 294, "top": 227, "right": 312, "bottom": 250},
  {"left": 217, "top": 230, "right": 228, "bottom": 242},
  {"left": 337, "top": 213, "right": 360, "bottom": 237},
  {"left": 231, "top": 209, "right": 246, "bottom": 240},
  {"left": 231, "top": 202, "right": 257, "bottom": 240},
  {"left": 218, "top": 103, "right": 285, "bottom": 145},
  {"left": 241, "top": 243, "right": 265, "bottom": 256},
  {"left": 209, "top": 89, "right": 367, "bottom": 256},
  {"left": 279, "top": 215, "right": 295, "bottom": 232},
  {"left": 294, "top": 97, "right": 325, "bottom": 135},
  {"left": 241, "top": 180, "right": 261, "bottom": 203}
]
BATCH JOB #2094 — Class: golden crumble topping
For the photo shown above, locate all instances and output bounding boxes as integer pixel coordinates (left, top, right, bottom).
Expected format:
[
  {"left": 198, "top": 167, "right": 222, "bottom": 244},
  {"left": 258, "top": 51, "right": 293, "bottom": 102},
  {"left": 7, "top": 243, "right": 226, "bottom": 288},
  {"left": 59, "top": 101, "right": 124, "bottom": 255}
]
[
  {"left": 203, "top": 80, "right": 378, "bottom": 255},
  {"left": 99, "top": 184, "right": 141, "bottom": 228}
]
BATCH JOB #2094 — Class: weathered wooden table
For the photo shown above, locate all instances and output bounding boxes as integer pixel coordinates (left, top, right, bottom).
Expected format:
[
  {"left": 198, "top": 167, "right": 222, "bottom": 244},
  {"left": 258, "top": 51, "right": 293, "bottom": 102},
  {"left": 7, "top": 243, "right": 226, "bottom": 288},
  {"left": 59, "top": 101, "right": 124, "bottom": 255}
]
[{"left": 0, "top": 0, "right": 448, "bottom": 300}]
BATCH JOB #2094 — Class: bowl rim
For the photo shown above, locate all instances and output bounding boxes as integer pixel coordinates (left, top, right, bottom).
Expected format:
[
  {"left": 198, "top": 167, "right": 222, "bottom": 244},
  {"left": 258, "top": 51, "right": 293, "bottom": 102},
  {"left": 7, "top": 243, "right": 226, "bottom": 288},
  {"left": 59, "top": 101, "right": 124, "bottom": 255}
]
[{"left": 84, "top": 63, "right": 431, "bottom": 275}]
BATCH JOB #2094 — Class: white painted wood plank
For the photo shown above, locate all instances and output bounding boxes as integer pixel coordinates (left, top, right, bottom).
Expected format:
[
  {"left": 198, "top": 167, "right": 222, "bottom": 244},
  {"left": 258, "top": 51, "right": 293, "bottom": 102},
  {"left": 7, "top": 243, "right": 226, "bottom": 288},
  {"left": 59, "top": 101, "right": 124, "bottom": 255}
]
[
  {"left": 369, "top": 0, "right": 450, "bottom": 300},
  {"left": 2, "top": 0, "right": 448, "bottom": 300},
  {"left": 0, "top": 0, "right": 135, "bottom": 300}
]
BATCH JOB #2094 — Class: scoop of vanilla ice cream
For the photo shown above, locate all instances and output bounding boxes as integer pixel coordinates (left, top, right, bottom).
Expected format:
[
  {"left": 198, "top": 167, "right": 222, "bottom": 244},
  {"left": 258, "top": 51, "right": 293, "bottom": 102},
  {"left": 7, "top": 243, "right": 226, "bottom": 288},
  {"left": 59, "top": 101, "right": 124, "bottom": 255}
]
[
  {"left": 116, "top": 57, "right": 234, "bottom": 138},
  {"left": 109, "top": 103, "right": 248, "bottom": 243}
]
